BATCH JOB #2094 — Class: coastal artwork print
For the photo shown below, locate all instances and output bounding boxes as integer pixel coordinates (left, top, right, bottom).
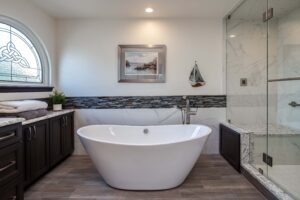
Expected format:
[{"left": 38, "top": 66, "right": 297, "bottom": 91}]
[
  {"left": 125, "top": 51, "right": 158, "bottom": 75},
  {"left": 118, "top": 45, "right": 166, "bottom": 83}
]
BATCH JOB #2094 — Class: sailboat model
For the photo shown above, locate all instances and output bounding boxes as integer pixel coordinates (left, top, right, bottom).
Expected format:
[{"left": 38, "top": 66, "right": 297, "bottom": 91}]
[{"left": 189, "top": 61, "right": 205, "bottom": 87}]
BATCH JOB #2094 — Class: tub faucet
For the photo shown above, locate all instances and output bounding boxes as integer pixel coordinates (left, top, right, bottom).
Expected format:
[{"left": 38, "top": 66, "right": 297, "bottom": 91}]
[{"left": 182, "top": 97, "right": 197, "bottom": 124}]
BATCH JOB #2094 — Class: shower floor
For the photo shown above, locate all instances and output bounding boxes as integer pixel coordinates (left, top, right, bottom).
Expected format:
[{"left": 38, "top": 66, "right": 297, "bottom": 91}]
[{"left": 256, "top": 165, "right": 300, "bottom": 199}]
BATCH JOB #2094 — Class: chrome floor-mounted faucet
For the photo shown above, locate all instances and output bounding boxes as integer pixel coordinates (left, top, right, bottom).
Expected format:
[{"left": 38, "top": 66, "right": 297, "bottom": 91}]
[{"left": 182, "top": 96, "right": 197, "bottom": 124}]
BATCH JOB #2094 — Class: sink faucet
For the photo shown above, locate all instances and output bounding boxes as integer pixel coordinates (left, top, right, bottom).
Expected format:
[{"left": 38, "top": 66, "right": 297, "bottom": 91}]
[{"left": 182, "top": 96, "right": 197, "bottom": 124}]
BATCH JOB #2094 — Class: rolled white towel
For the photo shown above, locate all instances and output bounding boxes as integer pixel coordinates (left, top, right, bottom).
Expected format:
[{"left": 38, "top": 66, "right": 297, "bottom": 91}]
[{"left": 0, "top": 100, "right": 48, "bottom": 113}]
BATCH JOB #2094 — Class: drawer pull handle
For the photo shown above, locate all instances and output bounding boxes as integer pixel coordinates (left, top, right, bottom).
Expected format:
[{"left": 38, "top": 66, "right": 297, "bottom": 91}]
[
  {"left": 0, "top": 132, "right": 15, "bottom": 141},
  {"left": 10, "top": 196, "right": 16, "bottom": 200},
  {"left": 0, "top": 160, "right": 16, "bottom": 172}
]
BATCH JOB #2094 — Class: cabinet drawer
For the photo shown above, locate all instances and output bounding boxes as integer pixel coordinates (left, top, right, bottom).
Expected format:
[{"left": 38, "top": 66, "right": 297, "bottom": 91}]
[
  {"left": 0, "top": 177, "right": 23, "bottom": 200},
  {"left": 0, "top": 124, "right": 22, "bottom": 149},
  {"left": 0, "top": 143, "right": 22, "bottom": 186}
]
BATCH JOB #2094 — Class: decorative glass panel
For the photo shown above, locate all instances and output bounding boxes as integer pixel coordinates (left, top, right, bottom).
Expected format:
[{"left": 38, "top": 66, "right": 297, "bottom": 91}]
[{"left": 0, "top": 22, "right": 42, "bottom": 83}]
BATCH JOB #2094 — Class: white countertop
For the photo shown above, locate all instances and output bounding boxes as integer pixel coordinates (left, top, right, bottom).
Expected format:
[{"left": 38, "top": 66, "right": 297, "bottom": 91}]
[{"left": 0, "top": 117, "right": 25, "bottom": 128}]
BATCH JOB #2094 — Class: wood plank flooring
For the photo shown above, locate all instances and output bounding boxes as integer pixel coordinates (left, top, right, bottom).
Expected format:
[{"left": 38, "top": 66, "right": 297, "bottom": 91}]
[{"left": 24, "top": 155, "right": 266, "bottom": 200}]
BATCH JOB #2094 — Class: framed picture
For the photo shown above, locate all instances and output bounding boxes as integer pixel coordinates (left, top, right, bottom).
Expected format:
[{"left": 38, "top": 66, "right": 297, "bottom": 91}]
[{"left": 118, "top": 45, "right": 166, "bottom": 83}]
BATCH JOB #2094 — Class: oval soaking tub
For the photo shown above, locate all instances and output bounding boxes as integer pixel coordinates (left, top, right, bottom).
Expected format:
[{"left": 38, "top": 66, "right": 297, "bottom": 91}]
[{"left": 77, "top": 125, "right": 211, "bottom": 190}]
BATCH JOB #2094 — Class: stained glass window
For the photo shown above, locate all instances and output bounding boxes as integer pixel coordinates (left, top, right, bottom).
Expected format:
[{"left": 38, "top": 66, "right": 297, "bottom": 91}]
[{"left": 0, "top": 17, "right": 49, "bottom": 85}]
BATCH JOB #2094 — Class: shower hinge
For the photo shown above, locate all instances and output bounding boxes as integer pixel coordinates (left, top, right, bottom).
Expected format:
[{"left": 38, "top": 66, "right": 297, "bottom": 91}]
[
  {"left": 258, "top": 168, "right": 264, "bottom": 175},
  {"left": 263, "top": 8, "right": 274, "bottom": 22},
  {"left": 263, "top": 153, "right": 273, "bottom": 167}
]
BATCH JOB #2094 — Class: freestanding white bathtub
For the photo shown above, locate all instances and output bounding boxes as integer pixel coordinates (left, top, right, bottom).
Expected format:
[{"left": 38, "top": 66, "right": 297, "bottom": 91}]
[{"left": 77, "top": 125, "right": 211, "bottom": 190}]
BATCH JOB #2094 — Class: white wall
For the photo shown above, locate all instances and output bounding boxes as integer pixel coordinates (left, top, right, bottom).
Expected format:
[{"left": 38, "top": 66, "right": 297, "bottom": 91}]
[
  {"left": 0, "top": 0, "right": 56, "bottom": 101},
  {"left": 57, "top": 18, "right": 226, "bottom": 154},
  {"left": 57, "top": 18, "right": 224, "bottom": 96}
]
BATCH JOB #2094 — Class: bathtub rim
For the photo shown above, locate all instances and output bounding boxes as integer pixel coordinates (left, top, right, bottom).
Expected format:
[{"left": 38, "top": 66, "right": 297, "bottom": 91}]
[{"left": 77, "top": 124, "right": 211, "bottom": 147}]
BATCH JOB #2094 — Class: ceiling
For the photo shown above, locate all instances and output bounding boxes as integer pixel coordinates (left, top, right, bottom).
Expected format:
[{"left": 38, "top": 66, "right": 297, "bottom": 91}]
[{"left": 28, "top": 0, "right": 241, "bottom": 19}]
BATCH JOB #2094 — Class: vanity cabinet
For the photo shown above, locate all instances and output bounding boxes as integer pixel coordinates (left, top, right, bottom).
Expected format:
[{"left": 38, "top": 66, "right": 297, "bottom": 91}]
[
  {"left": 22, "top": 112, "right": 74, "bottom": 188},
  {"left": 0, "top": 123, "right": 23, "bottom": 200},
  {"left": 49, "top": 113, "right": 74, "bottom": 167},
  {"left": 23, "top": 119, "right": 50, "bottom": 188}
]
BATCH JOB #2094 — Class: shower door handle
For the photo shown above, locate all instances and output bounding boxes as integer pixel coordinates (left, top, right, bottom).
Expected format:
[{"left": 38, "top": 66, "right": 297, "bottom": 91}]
[{"left": 289, "top": 101, "right": 300, "bottom": 107}]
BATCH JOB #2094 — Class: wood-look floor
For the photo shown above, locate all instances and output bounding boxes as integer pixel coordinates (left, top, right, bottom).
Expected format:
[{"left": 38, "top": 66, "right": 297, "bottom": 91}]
[{"left": 24, "top": 155, "right": 266, "bottom": 200}]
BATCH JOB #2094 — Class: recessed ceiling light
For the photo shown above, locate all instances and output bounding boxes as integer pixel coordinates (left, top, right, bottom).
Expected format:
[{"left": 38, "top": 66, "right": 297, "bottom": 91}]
[
  {"left": 229, "top": 34, "right": 236, "bottom": 38},
  {"left": 145, "top": 7, "right": 154, "bottom": 13}
]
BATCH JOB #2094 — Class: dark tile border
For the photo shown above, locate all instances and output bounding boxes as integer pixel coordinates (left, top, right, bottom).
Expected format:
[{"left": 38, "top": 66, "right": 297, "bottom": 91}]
[{"left": 61, "top": 95, "right": 226, "bottom": 109}]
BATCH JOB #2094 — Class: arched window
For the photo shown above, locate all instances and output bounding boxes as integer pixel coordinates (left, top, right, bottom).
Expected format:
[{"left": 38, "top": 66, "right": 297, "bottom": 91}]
[{"left": 0, "top": 16, "right": 50, "bottom": 86}]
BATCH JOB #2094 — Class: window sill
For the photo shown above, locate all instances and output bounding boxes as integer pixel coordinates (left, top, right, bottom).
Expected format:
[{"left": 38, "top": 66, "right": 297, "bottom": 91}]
[{"left": 0, "top": 86, "right": 54, "bottom": 93}]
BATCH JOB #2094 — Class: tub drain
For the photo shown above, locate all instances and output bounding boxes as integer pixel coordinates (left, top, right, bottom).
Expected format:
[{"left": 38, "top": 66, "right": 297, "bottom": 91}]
[{"left": 143, "top": 128, "right": 149, "bottom": 134}]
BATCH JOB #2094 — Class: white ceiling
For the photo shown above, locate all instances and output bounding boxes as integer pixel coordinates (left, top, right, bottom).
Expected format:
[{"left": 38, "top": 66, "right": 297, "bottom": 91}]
[{"left": 28, "top": 0, "right": 241, "bottom": 19}]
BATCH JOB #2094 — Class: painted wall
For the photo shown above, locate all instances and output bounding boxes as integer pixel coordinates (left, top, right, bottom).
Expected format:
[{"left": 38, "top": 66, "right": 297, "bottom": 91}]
[
  {"left": 0, "top": 0, "right": 56, "bottom": 101},
  {"left": 57, "top": 18, "right": 226, "bottom": 154},
  {"left": 57, "top": 19, "right": 225, "bottom": 96}
]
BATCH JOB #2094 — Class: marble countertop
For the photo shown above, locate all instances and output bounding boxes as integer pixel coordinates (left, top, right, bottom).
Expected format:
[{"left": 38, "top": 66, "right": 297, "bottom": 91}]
[
  {"left": 0, "top": 117, "right": 25, "bottom": 128},
  {"left": 221, "top": 122, "right": 253, "bottom": 134},
  {"left": 22, "top": 109, "right": 74, "bottom": 125},
  {"left": 0, "top": 110, "right": 75, "bottom": 128},
  {"left": 221, "top": 122, "right": 300, "bottom": 136}
]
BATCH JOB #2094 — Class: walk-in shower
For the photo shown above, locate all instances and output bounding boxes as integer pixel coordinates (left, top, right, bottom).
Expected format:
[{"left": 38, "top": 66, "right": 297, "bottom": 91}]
[{"left": 226, "top": 0, "right": 300, "bottom": 199}]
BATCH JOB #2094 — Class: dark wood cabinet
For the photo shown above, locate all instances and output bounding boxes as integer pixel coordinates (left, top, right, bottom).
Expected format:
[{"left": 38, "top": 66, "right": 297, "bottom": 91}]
[
  {"left": 23, "top": 112, "right": 74, "bottom": 188},
  {"left": 0, "top": 178, "right": 23, "bottom": 200},
  {"left": 63, "top": 113, "right": 74, "bottom": 157},
  {"left": 0, "top": 111, "right": 74, "bottom": 197},
  {"left": 49, "top": 113, "right": 74, "bottom": 167},
  {"left": 220, "top": 124, "right": 241, "bottom": 172},
  {"left": 0, "top": 123, "right": 23, "bottom": 200},
  {"left": 49, "top": 116, "right": 64, "bottom": 167},
  {"left": 23, "top": 120, "right": 50, "bottom": 188}
]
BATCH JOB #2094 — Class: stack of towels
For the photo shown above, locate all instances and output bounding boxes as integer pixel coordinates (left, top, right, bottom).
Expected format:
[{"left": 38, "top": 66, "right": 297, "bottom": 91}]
[{"left": 0, "top": 100, "right": 48, "bottom": 120}]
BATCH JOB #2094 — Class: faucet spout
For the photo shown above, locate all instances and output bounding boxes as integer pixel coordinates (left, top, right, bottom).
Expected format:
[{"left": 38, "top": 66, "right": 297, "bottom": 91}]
[{"left": 182, "top": 98, "right": 197, "bottom": 124}]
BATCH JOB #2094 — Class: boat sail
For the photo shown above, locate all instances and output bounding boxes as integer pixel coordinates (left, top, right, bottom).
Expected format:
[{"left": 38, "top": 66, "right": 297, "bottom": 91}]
[{"left": 189, "top": 61, "right": 205, "bottom": 87}]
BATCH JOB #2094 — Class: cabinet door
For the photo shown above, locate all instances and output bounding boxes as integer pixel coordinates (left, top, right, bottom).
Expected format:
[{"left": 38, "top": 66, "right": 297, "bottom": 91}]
[
  {"left": 29, "top": 120, "right": 49, "bottom": 182},
  {"left": 0, "top": 178, "right": 23, "bottom": 200},
  {"left": 49, "top": 116, "right": 64, "bottom": 167},
  {"left": 63, "top": 113, "right": 74, "bottom": 156},
  {"left": 22, "top": 126, "right": 32, "bottom": 188}
]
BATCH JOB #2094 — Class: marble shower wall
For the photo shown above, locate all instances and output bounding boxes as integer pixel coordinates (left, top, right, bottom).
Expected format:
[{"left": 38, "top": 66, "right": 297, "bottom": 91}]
[
  {"left": 274, "top": 7, "right": 300, "bottom": 131},
  {"left": 226, "top": 19, "right": 271, "bottom": 128},
  {"left": 74, "top": 108, "right": 226, "bottom": 155}
]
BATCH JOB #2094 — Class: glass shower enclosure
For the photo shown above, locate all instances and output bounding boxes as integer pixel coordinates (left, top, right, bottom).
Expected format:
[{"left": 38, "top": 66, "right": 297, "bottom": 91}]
[{"left": 226, "top": 0, "right": 300, "bottom": 199}]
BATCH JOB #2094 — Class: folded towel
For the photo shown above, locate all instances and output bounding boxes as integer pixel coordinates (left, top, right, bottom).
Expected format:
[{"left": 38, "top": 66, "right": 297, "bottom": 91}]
[
  {"left": 0, "top": 109, "right": 48, "bottom": 120},
  {"left": 0, "top": 100, "right": 48, "bottom": 113}
]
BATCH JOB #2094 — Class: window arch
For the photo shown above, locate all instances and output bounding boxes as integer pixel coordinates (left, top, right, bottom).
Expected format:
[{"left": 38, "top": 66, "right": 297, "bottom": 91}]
[{"left": 0, "top": 16, "right": 50, "bottom": 85}]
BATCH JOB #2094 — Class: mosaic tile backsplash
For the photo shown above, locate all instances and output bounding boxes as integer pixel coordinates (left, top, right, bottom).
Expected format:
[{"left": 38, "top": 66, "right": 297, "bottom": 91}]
[{"left": 57, "top": 95, "right": 227, "bottom": 109}]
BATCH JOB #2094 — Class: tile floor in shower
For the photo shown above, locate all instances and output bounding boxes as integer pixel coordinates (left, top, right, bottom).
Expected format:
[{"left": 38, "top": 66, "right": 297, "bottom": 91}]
[{"left": 24, "top": 155, "right": 265, "bottom": 200}]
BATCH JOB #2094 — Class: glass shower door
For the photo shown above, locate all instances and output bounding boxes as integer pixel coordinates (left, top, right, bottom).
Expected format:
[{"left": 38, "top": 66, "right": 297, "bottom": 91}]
[
  {"left": 226, "top": 0, "right": 268, "bottom": 173},
  {"left": 267, "top": 0, "right": 300, "bottom": 199}
]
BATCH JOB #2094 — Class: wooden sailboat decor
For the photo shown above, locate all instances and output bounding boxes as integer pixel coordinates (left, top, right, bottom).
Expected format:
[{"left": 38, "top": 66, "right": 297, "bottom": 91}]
[{"left": 189, "top": 61, "right": 205, "bottom": 87}]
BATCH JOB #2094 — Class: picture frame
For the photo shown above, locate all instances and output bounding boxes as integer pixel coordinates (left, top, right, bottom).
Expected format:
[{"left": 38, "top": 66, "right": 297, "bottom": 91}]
[{"left": 118, "top": 45, "right": 166, "bottom": 83}]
